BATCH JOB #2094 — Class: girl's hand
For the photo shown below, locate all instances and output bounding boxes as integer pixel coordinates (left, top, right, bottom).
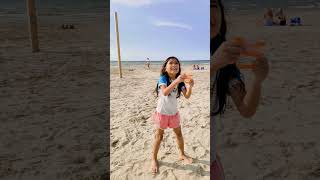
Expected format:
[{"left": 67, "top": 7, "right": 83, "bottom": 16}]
[
  {"left": 176, "top": 74, "right": 187, "bottom": 83},
  {"left": 252, "top": 55, "right": 269, "bottom": 83},
  {"left": 185, "top": 78, "right": 194, "bottom": 88},
  {"left": 212, "top": 40, "right": 243, "bottom": 69}
]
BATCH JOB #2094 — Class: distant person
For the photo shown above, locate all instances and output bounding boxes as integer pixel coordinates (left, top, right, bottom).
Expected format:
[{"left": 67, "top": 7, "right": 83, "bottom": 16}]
[
  {"left": 274, "top": 8, "right": 286, "bottom": 26},
  {"left": 263, "top": 8, "right": 274, "bottom": 26},
  {"left": 146, "top": 58, "right": 151, "bottom": 69},
  {"left": 193, "top": 64, "right": 197, "bottom": 70}
]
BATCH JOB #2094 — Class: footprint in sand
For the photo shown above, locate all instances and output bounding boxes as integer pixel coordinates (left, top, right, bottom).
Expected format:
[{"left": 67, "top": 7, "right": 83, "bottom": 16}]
[
  {"left": 195, "top": 147, "right": 206, "bottom": 158},
  {"left": 242, "top": 129, "right": 259, "bottom": 138},
  {"left": 166, "top": 169, "right": 178, "bottom": 179},
  {"left": 301, "top": 142, "right": 316, "bottom": 150},
  {"left": 310, "top": 165, "right": 320, "bottom": 177},
  {"left": 195, "top": 165, "right": 205, "bottom": 176},
  {"left": 262, "top": 166, "right": 289, "bottom": 180},
  {"left": 279, "top": 141, "right": 293, "bottom": 158},
  {"left": 224, "top": 138, "right": 238, "bottom": 148},
  {"left": 121, "top": 138, "right": 130, "bottom": 147},
  {"left": 295, "top": 82, "right": 316, "bottom": 89},
  {"left": 142, "top": 140, "right": 149, "bottom": 150},
  {"left": 192, "top": 146, "right": 197, "bottom": 152},
  {"left": 112, "top": 139, "right": 119, "bottom": 147},
  {"left": 286, "top": 94, "right": 296, "bottom": 101},
  {"left": 252, "top": 153, "right": 273, "bottom": 170},
  {"left": 72, "top": 155, "right": 86, "bottom": 164}
]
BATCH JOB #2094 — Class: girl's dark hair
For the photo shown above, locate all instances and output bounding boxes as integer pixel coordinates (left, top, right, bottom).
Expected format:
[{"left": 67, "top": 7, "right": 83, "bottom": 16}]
[
  {"left": 211, "top": 0, "right": 245, "bottom": 116},
  {"left": 155, "top": 56, "right": 185, "bottom": 98}
]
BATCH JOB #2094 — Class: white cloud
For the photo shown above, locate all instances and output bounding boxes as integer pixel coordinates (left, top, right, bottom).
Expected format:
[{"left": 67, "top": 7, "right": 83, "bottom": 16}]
[
  {"left": 154, "top": 21, "right": 192, "bottom": 31},
  {"left": 111, "top": 0, "right": 152, "bottom": 7}
]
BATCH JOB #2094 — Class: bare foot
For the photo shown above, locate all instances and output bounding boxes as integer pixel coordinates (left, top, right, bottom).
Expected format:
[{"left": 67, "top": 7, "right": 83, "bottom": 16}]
[
  {"left": 179, "top": 154, "right": 193, "bottom": 165},
  {"left": 151, "top": 159, "right": 158, "bottom": 174}
]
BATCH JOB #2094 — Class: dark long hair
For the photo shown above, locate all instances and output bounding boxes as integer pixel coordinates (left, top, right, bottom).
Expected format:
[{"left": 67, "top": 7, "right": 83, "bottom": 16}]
[
  {"left": 155, "top": 56, "right": 185, "bottom": 98},
  {"left": 211, "top": 0, "right": 245, "bottom": 116}
]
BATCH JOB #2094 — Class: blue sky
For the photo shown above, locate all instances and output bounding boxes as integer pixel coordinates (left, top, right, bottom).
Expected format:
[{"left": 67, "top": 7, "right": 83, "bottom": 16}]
[{"left": 110, "top": 0, "right": 209, "bottom": 61}]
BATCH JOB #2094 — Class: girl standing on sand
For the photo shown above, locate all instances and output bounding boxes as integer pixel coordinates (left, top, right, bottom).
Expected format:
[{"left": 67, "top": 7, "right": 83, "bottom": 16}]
[
  {"left": 211, "top": 0, "right": 269, "bottom": 179},
  {"left": 151, "top": 56, "right": 194, "bottom": 174}
]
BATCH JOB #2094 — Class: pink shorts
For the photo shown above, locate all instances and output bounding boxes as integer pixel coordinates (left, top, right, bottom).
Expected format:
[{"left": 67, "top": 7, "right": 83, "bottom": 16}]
[
  {"left": 152, "top": 112, "right": 181, "bottom": 129},
  {"left": 210, "top": 155, "right": 225, "bottom": 180}
]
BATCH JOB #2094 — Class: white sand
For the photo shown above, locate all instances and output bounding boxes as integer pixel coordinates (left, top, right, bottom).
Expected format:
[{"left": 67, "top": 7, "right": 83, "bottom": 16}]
[{"left": 0, "top": 13, "right": 108, "bottom": 179}]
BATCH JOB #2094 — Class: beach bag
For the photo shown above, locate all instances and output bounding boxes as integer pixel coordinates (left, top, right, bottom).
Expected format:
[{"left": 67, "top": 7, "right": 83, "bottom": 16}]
[{"left": 290, "top": 17, "right": 302, "bottom": 26}]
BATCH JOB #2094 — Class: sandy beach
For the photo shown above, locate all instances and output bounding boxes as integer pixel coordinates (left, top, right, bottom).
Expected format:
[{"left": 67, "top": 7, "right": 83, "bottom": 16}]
[
  {"left": 214, "top": 8, "right": 320, "bottom": 180},
  {"left": 0, "top": 9, "right": 108, "bottom": 179},
  {"left": 110, "top": 63, "right": 210, "bottom": 180}
]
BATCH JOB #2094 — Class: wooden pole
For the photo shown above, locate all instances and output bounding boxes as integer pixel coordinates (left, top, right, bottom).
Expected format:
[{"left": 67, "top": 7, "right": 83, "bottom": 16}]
[
  {"left": 114, "top": 12, "right": 123, "bottom": 78},
  {"left": 27, "top": 0, "right": 40, "bottom": 52}
]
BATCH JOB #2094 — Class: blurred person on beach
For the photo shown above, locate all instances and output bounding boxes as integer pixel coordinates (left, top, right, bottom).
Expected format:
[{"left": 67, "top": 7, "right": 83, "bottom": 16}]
[
  {"left": 146, "top": 57, "right": 151, "bottom": 69},
  {"left": 274, "top": 8, "right": 287, "bottom": 26},
  {"left": 193, "top": 64, "right": 197, "bottom": 70},
  {"left": 211, "top": 0, "right": 269, "bottom": 179},
  {"left": 151, "top": 56, "right": 194, "bottom": 174},
  {"left": 263, "top": 8, "right": 274, "bottom": 26}
]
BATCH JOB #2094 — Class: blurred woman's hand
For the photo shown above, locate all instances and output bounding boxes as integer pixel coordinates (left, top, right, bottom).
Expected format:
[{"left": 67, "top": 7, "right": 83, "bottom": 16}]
[
  {"left": 212, "top": 40, "right": 243, "bottom": 70},
  {"left": 252, "top": 55, "right": 269, "bottom": 82}
]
